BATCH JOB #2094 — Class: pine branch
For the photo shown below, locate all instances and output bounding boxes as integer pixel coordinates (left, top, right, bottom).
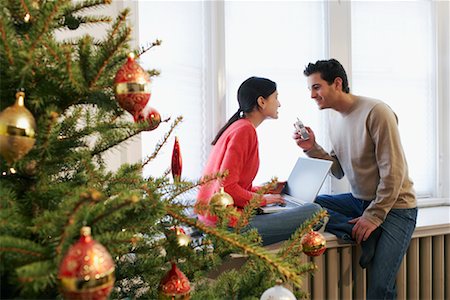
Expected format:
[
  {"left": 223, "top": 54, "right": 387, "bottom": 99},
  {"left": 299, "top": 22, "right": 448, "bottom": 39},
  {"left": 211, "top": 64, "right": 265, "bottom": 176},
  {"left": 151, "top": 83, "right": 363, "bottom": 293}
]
[
  {"left": 16, "top": 260, "right": 57, "bottom": 295},
  {"left": 0, "top": 236, "right": 46, "bottom": 258},
  {"left": 0, "top": 19, "right": 14, "bottom": 65},
  {"left": 77, "top": 15, "right": 112, "bottom": 25},
  {"left": 89, "top": 195, "right": 140, "bottom": 227},
  {"left": 19, "top": 0, "right": 31, "bottom": 17},
  {"left": 64, "top": 44, "right": 83, "bottom": 93},
  {"left": 143, "top": 116, "right": 182, "bottom": 167},
  {"left": 37, "top": 111, "right": 60, "bottom": 166},
  {"left": 55, "top": 193, "right": 97, "bottom": 255},
  {"left": 90, "top": 123, "right": 148, "bottom": 157},
  {"left": 89, "top": 9, "right": 130, "bottom": 89},
  {"left": 137, "top": 39, "right": 162, "bottom": 58},
  {"left": 166, "top": 208, "right": 305, "bottom": 288},
  {"left": 234, "top": 180, "right": 276, "bottom": 231},
  {"left": 68, "top": 0, "right": 113, "bottom": 15},
  {"left": 42, "top": 41, "right": 60, "bottom": 63},
  {"left": 29, "top": 0, "right": 67, "bottom": 53}
]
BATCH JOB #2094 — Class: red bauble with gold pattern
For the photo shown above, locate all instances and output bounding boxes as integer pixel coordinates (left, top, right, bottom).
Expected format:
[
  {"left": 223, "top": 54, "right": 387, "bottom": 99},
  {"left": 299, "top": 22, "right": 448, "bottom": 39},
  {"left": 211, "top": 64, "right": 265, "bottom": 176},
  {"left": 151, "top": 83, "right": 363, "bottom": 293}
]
[
  {"left": 114, "top": 53, "right": 151, "bottom": 121},
  {"left": 136, "top": 106, "right": 161, "bottom": 130},
  {"left": 159, "top": 262, "right": 190, "bottom": 299},
  {"left": 171, "top": 137, "right": 182, "bottom": 181},
  {"left": 301, "top": 230, "right": 327, "bottom": 257},
  {"left": 58, "top": 227, "right": 115, "bottom": 300}
]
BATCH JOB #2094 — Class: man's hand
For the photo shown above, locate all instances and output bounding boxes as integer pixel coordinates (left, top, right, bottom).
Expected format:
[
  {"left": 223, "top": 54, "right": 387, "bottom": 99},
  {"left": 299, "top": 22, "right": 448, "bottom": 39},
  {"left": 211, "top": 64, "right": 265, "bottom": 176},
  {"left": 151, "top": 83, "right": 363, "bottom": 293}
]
[
  {"left": 349, "top": 216, "right": 378, "bottom": 244},
  {"left": 293, "top": 126, "right": 315, "bottom": 151}
]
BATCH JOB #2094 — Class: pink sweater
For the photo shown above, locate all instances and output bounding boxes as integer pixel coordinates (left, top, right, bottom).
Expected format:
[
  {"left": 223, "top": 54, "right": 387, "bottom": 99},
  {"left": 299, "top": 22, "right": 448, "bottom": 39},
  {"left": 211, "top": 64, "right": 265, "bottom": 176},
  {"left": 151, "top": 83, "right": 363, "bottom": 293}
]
[{"left": 196, "top": 118, "right": 266, "bottom": 226}]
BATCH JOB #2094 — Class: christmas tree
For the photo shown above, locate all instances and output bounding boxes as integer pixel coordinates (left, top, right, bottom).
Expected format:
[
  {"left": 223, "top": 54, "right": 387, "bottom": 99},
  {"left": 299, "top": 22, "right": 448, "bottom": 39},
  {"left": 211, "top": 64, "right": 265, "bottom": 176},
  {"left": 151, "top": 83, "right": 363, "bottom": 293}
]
[{"left": 0, "top": 1, "right": 326, "bottom": 299}]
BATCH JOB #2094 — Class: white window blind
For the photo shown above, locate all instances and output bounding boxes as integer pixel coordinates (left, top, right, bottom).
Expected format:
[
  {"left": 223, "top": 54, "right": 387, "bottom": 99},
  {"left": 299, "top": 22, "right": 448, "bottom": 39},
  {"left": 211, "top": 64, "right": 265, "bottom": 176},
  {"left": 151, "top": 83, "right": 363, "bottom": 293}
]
[{"left": 351, "top": 1, "right": 435, "bottom": 197}]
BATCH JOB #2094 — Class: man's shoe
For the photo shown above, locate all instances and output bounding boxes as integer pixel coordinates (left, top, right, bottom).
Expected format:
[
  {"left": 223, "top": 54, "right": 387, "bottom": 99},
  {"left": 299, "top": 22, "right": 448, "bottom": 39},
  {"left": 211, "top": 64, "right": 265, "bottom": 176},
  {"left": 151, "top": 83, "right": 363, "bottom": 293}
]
[{"left": 359, "top": 227, "right": 382, "bottom": 268}]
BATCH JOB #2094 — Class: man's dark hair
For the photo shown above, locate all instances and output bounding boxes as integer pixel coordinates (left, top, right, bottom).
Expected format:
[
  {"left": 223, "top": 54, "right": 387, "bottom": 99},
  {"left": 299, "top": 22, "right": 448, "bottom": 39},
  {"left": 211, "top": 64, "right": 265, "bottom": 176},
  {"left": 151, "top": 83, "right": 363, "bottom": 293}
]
[{"left": 303, "top": 59, "right": 350, "bottom": 93}]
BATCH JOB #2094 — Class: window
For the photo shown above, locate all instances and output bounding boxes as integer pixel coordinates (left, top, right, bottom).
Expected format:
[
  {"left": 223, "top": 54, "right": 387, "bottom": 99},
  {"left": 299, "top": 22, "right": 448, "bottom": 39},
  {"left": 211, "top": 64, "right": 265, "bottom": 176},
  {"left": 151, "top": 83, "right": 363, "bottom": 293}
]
[
  {"left": 351, "top": 1, "right": 435, "bottom": 197},
  {"left": 136, "top": 0, "right": 449, "bottom": 200}
]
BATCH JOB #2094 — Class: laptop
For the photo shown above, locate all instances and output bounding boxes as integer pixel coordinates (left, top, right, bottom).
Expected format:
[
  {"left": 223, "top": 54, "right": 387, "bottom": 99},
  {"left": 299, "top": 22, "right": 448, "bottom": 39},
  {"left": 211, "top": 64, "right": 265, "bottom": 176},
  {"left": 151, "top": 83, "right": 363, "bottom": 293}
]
[{"left": 260, "top": 157, "right": 333, "bottom": 214}]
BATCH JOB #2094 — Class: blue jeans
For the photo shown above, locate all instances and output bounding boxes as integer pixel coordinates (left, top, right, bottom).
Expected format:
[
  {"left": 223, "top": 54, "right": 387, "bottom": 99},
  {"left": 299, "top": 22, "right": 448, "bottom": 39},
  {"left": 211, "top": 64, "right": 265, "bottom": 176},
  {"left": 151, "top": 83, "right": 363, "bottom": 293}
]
[
  {"left": 315, "top": 193, "right": 417, "bottom": 300},
  {"left": 248, "top": 203, "right": 322, "bottom": 246}
]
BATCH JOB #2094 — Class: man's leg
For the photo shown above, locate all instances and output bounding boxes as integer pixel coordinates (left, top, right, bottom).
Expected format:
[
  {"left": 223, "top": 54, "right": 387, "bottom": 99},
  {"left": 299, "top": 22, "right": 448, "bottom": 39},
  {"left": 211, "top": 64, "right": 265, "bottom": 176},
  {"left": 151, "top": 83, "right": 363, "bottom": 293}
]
[
  {"left": 315, "top": 193, "right": 365, "bottom": 242},
  {"left": 366, "top": 207, "right": 417, "bottom": 300}
]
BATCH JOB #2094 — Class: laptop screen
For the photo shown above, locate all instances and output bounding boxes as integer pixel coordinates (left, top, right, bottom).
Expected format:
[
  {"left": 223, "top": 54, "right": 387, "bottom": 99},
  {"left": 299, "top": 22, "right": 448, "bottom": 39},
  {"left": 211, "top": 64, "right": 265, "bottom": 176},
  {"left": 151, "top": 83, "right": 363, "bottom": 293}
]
[{"left": 281, "top": 157, "right": 332, "bottom": 203}]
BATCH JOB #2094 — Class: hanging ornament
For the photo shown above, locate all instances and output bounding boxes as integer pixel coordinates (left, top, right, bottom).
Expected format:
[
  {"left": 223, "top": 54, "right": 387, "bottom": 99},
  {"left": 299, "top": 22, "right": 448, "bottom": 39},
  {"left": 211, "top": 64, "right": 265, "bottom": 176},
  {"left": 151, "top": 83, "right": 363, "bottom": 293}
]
[
  {"left": 171, "top": 136, "right": 182, "bottom": 181},
  {"left": 58, "top": 227, "right": 115, "bottom": 300},
  {"left": 0, "top": 92, "right": 37, "bottom": 164},
  {"left": 64, "top": 14, "right": 81, "bottom": 30},
  {"left": 14, "top": 13, "right": 32, "bottom": 32},
  {"left": 169, "top": 226, "right": 191, "bottom": 247},
  {"left": 210, "top": 187, "right": 234, "bottom": 208},
  {"left": 158, "top": 262, "right": 191, "bottom": 299},
  {"left": 114, "top": 53, "right": 151, "bottom": 121},
  {"left": 260, "top": 279, "right": 296, "bottom": 300},
  {"left": 136, "top": 106, "right": 161, "bottom": 130},
  {"left": 301, "top": 230, "right": 326, "bottom": 257}
]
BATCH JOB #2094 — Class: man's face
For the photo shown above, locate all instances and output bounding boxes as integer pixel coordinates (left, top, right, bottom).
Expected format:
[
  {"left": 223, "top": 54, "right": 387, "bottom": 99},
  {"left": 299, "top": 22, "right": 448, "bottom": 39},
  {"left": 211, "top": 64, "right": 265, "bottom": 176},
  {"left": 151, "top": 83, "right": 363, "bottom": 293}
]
[{"left": 306, "top": 72, "right": 338, "bottom": 110}]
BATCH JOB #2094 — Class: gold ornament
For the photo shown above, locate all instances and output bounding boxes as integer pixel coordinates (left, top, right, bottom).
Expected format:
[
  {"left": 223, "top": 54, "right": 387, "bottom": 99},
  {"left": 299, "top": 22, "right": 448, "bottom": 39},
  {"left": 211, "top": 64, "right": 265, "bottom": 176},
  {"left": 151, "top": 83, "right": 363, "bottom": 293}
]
[
  {"left": 170, "top": 227, "right": 191, "bottom": 247},
  {"left": 0, "top": 92, "right": 37, "bottom": 164},
  {"left": 176, "top": 231, "right": 191, "bottom": 247},
  {"left": 210, "top": 187, "right": 234, "bottom": 208}
]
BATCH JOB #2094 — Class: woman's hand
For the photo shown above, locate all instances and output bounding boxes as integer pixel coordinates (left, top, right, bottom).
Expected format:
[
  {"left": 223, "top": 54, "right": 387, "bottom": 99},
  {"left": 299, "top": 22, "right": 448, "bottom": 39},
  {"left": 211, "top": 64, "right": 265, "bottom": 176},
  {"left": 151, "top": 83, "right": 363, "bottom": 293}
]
[
  {"left": 262, "top": 194, "right": 285, "bottom": 206},
  {"left": 293, "top": 126, "right": 315, "bottom": 151}
]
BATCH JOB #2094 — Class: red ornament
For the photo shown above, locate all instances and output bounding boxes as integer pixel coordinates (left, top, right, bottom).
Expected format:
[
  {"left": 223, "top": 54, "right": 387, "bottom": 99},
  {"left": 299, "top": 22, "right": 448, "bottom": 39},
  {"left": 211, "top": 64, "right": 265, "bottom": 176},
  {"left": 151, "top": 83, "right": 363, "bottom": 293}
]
[
  {"left": 114, "top": 53, "right": 151, "bottom": 121},
  {"left": 136, "top": 106, "right": 161, "bottom": 130},
  {"left": 301, "top": 230, "right": 326, "bottom": 257},
  {"left": 58, "top": 227, "right": 115, "bottom": 300},
  {"left": 171, "top": 137, "right": 182, "bottom": 181},
  {"left": 159, "top": 262, "right": 191, "bottom": 299}
]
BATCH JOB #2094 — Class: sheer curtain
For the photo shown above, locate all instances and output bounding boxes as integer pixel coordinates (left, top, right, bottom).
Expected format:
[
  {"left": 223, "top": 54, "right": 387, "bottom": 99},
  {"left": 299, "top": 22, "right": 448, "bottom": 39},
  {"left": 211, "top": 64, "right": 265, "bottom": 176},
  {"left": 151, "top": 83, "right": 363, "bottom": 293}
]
[
  {"left": 351, "top": 1, "right": 435, "bottom": 197},
  {"left": 224, "top": 1, "right": 326, "bottom": 185}
]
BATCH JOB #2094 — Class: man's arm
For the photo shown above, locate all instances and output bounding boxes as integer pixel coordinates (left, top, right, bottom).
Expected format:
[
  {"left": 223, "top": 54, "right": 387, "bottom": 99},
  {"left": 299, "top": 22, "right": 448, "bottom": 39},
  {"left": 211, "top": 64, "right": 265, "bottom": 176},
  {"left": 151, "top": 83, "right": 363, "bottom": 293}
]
[{"left": 362, "top": 103, "right": 408, "bottom": 226}]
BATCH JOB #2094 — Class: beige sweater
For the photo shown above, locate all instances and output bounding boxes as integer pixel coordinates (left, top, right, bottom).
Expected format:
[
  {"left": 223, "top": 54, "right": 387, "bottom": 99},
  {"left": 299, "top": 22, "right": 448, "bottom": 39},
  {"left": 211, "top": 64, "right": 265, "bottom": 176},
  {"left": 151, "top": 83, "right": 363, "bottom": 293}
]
[{"left": 306, "top": 96, "right": 416, "bottom": 226}]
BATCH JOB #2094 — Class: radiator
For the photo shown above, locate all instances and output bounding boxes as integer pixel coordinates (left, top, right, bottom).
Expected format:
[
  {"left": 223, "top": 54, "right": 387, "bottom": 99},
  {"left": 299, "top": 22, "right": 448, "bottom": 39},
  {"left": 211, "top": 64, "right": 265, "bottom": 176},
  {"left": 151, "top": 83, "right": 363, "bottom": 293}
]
[{"left": 303, "top": 232, "right": 450, "bottom": 300}]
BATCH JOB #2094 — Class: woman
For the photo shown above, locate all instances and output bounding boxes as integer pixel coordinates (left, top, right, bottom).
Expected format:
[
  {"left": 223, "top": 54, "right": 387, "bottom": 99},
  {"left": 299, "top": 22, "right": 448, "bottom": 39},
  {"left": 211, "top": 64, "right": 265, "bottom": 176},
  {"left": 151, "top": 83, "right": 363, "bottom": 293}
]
[{"left": 196, "top": 76, "right": 321, "bottom": 246}]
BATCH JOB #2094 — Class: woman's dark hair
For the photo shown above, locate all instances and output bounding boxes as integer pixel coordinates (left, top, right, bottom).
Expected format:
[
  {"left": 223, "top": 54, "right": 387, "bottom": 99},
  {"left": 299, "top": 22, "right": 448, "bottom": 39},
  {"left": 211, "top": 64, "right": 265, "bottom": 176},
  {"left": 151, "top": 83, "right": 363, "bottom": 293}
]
[
  {"left": 211, "top": 76, "right": 277, "bottom": 145},
  {"left": 303, "top": 58, "right": 350, "bottom": 93}
]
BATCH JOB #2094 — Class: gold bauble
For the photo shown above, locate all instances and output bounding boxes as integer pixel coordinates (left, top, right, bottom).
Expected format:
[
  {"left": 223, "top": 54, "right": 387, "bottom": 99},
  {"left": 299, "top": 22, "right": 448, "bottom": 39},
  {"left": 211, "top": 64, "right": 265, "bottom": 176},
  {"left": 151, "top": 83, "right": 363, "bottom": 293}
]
[
  {"left": 210, "top": 187, "right": 234, "bottom": 208},
  {"left": 0, "top": 92, "right": 37, "bottom": 164}
]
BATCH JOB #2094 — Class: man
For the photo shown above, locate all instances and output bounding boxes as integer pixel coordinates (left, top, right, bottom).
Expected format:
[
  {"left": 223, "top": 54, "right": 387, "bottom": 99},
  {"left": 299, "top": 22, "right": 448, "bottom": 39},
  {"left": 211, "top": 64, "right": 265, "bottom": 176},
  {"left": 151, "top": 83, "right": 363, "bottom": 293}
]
[{"left": 294, "top": 59, "right": 417, "bottom": 299}]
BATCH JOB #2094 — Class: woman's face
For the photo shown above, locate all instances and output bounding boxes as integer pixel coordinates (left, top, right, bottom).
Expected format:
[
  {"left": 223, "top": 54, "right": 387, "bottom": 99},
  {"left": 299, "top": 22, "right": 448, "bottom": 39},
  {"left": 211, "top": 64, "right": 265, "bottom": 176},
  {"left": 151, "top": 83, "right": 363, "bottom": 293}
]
[{"left": 261, "top": 90, "right": 281, "bottom": 119}]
